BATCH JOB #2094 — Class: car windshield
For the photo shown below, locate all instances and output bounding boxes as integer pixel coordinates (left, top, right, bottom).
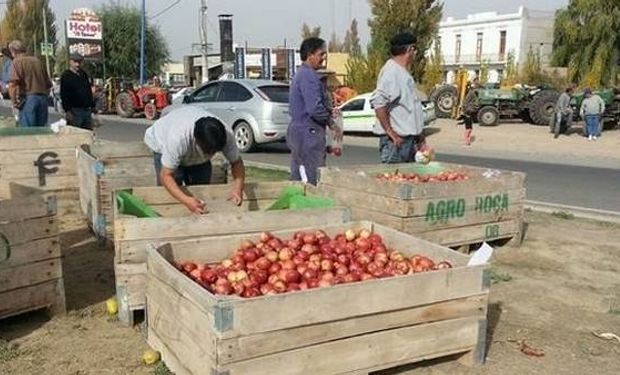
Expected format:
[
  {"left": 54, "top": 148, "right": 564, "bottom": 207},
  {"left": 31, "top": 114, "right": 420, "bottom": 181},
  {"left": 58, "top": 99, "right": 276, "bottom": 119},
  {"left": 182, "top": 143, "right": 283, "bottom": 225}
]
[{"left": 257, "top": 85, "right": 289, "bottom": 103}]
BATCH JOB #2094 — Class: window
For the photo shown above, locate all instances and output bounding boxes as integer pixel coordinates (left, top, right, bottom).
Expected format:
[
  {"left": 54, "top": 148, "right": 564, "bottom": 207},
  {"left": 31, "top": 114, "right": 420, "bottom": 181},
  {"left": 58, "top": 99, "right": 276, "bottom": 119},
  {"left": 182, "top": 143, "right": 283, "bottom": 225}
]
[
  {"left": 499, "top": 31, "right": 507, "bottom": 58},
  {"left": 218, "top": 82, "right": 253, "bottom": 102},
  {"left": 341, "top": 99, "right": 365, "bottom": 112},
  {"left": 191, "top": 82, "right": 220, "bottom": 103},
  {"left": 455, "top": 34, "right": 462, "bottom": 63},
  {"left": 476, "top": 32, "right": 483, "bottom": 61},
  {"left": 257, "top": 85, "right": 290, "bottom": 103}
]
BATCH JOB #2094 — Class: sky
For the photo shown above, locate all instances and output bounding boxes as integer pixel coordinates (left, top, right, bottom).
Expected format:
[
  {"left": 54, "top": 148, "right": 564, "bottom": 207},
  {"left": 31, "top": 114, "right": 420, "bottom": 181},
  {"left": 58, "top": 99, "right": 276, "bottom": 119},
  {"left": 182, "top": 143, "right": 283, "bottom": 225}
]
[{"left": 3, "top": 0, "right": 570, "bottom": 60}]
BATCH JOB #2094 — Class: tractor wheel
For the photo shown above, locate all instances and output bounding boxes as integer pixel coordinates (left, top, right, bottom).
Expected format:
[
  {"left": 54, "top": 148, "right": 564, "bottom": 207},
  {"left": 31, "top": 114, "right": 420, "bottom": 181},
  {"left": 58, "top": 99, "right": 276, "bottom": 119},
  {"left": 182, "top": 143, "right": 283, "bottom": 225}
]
[
  {"left": 116, "top": 92, "right": 136, "bottom": 118},
  {"left": 529, "top": 89, "right": 560, "bottom": 125},
  {"left": 431, "top": 85, "right": 458, "bottom": 118},
  {"left": 233, "top": 121, "right": 256, "bottom": 153},
  {"left": 477, "top": 106, "right": 500, "bottom": 126},
  {"left": 144, "top": 103, "right": 159, "bottom": 120}
]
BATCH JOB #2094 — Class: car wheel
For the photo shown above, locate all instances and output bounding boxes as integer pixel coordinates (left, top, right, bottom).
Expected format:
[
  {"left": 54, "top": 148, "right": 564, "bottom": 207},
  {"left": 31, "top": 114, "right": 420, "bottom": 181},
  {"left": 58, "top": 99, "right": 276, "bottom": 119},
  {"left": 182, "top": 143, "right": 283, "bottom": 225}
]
[{"left": 234, "top": 121, "right": 256, "bottom": 153}]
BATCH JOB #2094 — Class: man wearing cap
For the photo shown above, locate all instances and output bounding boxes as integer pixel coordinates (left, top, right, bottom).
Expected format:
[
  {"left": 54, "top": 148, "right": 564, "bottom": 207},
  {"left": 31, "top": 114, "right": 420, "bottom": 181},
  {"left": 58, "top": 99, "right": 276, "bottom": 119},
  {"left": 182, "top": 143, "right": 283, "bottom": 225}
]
[
  {"left": 8, "top": 40, "right": 52, "bottom": 127},
  {"left": 60, "top": 53, "right": 94, "bottom": 129},
  {"left": 580, "top": 88, "right": 605, "bottom": 140},
  {"left": 370, "top": 32, "right": 425, "bottom": 164}
]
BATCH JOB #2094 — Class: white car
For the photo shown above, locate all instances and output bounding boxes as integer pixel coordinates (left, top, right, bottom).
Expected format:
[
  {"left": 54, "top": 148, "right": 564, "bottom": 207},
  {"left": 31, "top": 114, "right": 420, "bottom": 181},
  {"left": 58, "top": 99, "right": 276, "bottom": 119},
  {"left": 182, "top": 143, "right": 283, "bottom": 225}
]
[{"left": 339, "top": 92, "right": 437, "bottom": 132}]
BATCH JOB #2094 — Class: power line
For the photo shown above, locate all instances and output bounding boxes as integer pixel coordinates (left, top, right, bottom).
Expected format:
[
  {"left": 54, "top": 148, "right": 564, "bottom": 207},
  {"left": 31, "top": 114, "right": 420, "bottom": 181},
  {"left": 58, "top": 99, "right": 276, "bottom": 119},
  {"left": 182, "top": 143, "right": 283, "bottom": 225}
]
[{"left": 149, "top": 0, "right": 182, "bottom": 19}]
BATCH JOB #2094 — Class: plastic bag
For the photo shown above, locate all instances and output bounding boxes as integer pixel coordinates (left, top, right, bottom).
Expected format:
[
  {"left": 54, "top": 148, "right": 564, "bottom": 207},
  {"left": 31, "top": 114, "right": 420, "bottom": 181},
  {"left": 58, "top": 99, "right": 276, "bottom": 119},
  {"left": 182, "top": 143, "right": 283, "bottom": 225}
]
[
  {"left": 326, "top": 112, "right": 343, "bottom": 157},
  {"left": 415, "top": 139, "right": 435, "bottom": 165}
]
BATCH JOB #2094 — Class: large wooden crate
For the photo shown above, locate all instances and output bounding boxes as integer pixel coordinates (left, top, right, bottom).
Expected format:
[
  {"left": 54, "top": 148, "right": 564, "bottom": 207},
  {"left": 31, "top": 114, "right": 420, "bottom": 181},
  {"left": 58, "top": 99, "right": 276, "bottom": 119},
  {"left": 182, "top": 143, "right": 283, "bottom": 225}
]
[
  {"left": 146, "top": 221, "right": 489, "bottom": 375},
  {"left": 113, "top": 181, "right": 349, "bottom": 325},
  {"left": 0, "top": 126, "right": 93, "bottom": 231},
  {"left": 0, "top": 183, "right": 65, "bottom": 319},
  {"left": 77, "top": 141, "right": 229, "bottom": 241},
  {"left": 318, "top": 163, "right": 526, "bottom": 250}
]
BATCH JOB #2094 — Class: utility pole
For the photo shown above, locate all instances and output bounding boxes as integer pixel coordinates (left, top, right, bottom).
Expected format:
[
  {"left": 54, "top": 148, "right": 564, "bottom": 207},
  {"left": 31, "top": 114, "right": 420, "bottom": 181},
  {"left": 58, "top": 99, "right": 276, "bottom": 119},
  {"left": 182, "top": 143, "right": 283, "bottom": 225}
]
[
  {"left": 200, "top": 0, "right": 209, "bottom": 83},
  {"left": 140, "top": 0, "right": 146, "bottom": 85},
  {"left": 41, "top": 2, "right": 51, "bottom": 78}
]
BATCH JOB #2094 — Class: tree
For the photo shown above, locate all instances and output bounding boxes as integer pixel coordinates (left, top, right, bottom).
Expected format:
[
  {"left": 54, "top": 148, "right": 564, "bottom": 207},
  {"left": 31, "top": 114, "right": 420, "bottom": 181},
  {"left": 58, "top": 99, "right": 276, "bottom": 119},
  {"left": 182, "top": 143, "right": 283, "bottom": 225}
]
[
  {"left": 478, "top": 60, "right": 489, "bottom": 84},
  {"left": 521, "top": 46, "right": 544, "bottom": 85},
  {"left": 502, "top": 51, "right": 519, "bottom": 87},
  {"left": 367, "top": 0, "right": 443, "bottom": 81},
  {"left": 421, "top": 39, "right": 443, "bottom": 93},
  {"left": 552, "top": 0, "right": 620, "bottom": 87},
  {"left": 95, "top": 4, "right": 170, "bottom": 80},
  {"left": 342, "top": 19, "right": 362, "bottom": 56},
  {"left": 301, "top": 23, "right": 321, "bottom": 40},
  {"left": 344, "top": 49, "right": 385, "bottom": 93},
  {"left": 0, "top": 0, "right": 57, "bottom": 61},
  {"left": 328, "top": 32, "right": 343, "bottom": 53}
]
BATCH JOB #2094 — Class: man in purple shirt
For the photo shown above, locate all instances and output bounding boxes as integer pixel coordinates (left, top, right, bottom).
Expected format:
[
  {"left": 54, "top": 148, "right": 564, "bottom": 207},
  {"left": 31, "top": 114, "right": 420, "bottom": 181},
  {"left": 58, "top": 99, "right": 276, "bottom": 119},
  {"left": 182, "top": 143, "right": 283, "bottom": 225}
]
[{"left": 287, "top": 37, "right": 332, "bottom": 185}]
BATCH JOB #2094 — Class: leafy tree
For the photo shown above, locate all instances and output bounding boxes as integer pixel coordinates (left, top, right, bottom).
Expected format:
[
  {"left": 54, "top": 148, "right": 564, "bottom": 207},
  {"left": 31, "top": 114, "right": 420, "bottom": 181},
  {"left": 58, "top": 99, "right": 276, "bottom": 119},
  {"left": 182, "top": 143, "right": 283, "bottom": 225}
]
[
  {"left": 521, "top": 46, "right": 544, "bottom": 85},
  {"left": 0, "top": 0, "right": 57, "bottom": 61},
  {"left": 367, "top": 0, "right": 443, "bottom": 81},
  {"left": 421, "top": 39, "right": 443, "bottom": 93},
  {"left": 301, "top": 23, "right": 321, "bottom": 39},
  {"left": 501, "top": 51, "right": 519, "bottom": 87},
  {"left": 478, "top": 60, "right": 489, "bottom": 84},
  {"left": 552, "top": 0, "right": 620, "bottom": 87},
  {"left": 344, "top": 49, "right": 385, "bottom": 93},
  {"left": 92, "top": 4, "right": 170, "bottom": 80},
  {"left": 328, "top": 32, "right": 343, "bottom": 53},
  {"left": 342, "top": 19, "right": 362, "bottom": 56}
]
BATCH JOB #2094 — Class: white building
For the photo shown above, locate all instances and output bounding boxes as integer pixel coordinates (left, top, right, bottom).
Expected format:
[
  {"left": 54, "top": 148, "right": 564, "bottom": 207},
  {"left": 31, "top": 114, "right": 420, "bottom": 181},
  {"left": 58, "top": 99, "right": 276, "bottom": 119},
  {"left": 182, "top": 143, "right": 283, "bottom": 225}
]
[{"left": 437, "top": 6, "right": 555, "bottom": 84}]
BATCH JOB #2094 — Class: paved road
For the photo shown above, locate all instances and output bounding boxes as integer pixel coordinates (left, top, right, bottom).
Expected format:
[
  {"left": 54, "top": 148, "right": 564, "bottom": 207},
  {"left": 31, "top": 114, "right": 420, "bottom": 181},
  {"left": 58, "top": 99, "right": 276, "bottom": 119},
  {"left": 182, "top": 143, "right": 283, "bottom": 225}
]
[{"left": 3, "top": 107, "right": 619, "bottom": 212}]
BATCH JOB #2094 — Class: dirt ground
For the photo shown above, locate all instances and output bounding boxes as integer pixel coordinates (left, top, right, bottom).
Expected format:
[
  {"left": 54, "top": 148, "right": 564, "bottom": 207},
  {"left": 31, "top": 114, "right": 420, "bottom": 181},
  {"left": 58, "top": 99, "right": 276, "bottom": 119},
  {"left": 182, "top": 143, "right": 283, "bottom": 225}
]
[{"left": 1, "top": 211, "right": 619, "bottom": 375}]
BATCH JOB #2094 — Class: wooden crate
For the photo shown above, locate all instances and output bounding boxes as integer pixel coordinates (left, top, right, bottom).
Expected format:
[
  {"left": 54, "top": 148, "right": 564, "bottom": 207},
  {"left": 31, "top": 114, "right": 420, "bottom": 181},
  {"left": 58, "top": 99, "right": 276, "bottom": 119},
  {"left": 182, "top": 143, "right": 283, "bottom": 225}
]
[
  {"left": 77, "top": 141, "right": 229, "bottom": 241},
  {"left": 145, "top": 221, "right": 489, "bottom": 375},
  {"left": 113, "top": 181, "right": 349, "bottom": 325},
  {"left": 0, "top": 183, "right": 65, "bottom": 319},
  {"left": 0, "top": 126, "right": 92, "bottom": 231},
  {"left": 318, "top": 163, "right": 526, "bottom": 250}
]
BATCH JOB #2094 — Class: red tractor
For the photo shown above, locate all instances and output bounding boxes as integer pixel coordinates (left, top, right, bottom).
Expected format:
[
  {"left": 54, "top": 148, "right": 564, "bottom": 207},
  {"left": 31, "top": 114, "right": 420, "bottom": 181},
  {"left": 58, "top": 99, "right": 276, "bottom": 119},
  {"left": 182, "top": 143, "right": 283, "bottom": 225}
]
[{"left": 115, "top": 83, "right": 170, "bottom": 120}]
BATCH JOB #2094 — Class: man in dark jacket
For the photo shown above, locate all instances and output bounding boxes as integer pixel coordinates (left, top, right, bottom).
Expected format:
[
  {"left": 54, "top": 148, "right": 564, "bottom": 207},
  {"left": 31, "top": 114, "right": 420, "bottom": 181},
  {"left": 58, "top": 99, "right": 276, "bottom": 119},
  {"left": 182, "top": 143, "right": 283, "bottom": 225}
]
[
  {"left": 60, "top": 53, "right": 94, "bottom": 129},
  {"left": 287, "top": 37, "right": 335, "bottom": 185}
]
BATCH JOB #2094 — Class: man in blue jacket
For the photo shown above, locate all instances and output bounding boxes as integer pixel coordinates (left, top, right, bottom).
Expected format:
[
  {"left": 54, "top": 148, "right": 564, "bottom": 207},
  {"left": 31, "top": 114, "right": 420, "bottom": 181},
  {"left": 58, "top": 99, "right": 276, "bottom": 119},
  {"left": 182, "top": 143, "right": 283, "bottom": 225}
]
[{"left": 287, "top": 37, "right": 335, "bottom": 185}]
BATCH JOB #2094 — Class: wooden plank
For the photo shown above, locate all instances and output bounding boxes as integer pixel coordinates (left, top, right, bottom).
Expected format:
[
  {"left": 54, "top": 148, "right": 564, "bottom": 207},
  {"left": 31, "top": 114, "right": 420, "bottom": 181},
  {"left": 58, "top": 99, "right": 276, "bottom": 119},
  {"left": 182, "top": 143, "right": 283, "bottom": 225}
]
[
  {"left": 0, "top": 216, "right": 57, "bottom": 246},
  {"left": 115, "top": 207, "right": 350, "bottom": 242},
  {"left": 76, "top": 145, "right": 98, "bottom": 224},
  {"left": 416, "top": 219, "right": 522, "bottom": 246},
  {"left": 0, "top": 279, "right": 62, "bottom": 319},
  {"left": 0, "top": 158, "right": 78, "bottom": 179},
  {"left": 0, "top": 147, "right": 78, "bottom": 164},
  {"left": 91, "top": 141, "right": 152, "bottom": 159},
  {"left": 0, "top": 258, "right": 62, "bottom": 292},
  {"left": 149, "top": 199, "right": 277, "bottom": 217},
  {"left": 0, "top": 127, "right": 91, "bottom": 150},
  {"left": 147, "top": 327, "right": 199, "bottom": 375},
  {"left": 0, "top": 195, "right": 52, "bottom": 221},
  {"left": 319, "top": 183, "right": 525, "bottom": 218},
  {"left": 319, "top": 164, "right": 525, "bottom": 200},
  {"left": 0, "top": 237, "right": 60, "bottom": 269},
  {"left": 218, "top": 317, "right": 479, "bottom": 375},
  {"left": 219, "top": 294, "right": 487, "bottom": 364},
  {"left": 0, "top": 175, "right": 82, "bottom": 191}
]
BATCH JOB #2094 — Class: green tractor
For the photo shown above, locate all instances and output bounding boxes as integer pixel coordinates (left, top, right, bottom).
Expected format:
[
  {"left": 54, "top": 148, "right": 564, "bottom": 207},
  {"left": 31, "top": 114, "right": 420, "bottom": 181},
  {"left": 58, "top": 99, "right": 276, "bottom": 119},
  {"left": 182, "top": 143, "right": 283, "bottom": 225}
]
[
  {"left": 570, "top": 88, "right": 620, "bottom": 128},
  {"left": 430, "top": 84, "right": 560, "bottom": 126}
]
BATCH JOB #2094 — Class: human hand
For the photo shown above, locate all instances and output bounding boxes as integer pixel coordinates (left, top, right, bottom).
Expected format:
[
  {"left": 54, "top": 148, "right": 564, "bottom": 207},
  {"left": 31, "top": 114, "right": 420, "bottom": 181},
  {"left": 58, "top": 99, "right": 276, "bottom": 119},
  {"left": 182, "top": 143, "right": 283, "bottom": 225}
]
[
  {"left": 228, "top": 188, "right": 243, "bottom": 206},
  {"left": 388, "top": 131, "right": 404, "bottom": 148},
  {"left": 184, "top": 197, "right": 206, "bottom": 214}
]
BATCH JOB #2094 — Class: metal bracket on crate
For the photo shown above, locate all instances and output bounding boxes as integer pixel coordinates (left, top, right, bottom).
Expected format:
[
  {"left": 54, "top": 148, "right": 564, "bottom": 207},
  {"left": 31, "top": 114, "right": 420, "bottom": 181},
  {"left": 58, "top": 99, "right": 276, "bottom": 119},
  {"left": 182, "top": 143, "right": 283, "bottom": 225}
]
[
  {"left": 474, "top": 318, "right": 488, "bottom": 364},
  {"left": 342, "top": 207, "right": 352, "bottom": 223},
  {"left": 46, "top": 196, "right": 58, "bottom": 216},
  {"left": 482, "top": 269, "right": 491, "bottom": 291},
  {"left": 94, "top": 160, "right": 105, "bottom": 176},
  {"left": 398, "top": 184, "right": 413, "bottom": 199},
  {"left": 95, "top": 215, "right": 107, "bottom": 237},
  {"left": 210, "top": 369, "right": 230, "bottom": 375},
  {"left": 213, "top": 305, "right": 234, "bottom": 333}
]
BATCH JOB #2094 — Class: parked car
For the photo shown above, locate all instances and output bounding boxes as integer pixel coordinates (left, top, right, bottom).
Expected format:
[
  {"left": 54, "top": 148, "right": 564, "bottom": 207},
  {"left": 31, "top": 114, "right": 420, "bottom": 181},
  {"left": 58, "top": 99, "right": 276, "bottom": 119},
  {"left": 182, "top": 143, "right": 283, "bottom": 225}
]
[
  {"left": 339, "top": 92, "right": 437, "bottom": 133},
  {"left": 162, "top": 79, "right": 290, "bottom": 152},
  {"left": 169, "top": 86, "right": 194, "bottom": 105}
]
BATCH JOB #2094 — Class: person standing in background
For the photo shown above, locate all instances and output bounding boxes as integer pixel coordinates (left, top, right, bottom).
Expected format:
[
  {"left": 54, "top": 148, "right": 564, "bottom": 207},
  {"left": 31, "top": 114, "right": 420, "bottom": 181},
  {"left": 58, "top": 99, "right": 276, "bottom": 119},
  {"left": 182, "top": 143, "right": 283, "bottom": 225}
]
[
  {"left": 8, "top": 40, "right": 51, "bottom": 127},
  {"left": 370, "top": 32, "right": 425, "bottom": 164},
  {"left": 60, "top": 53, "right": 94, "bottom": 129},
  {"left": 580, "top": 88, "right": 605, "bottom": 141}
]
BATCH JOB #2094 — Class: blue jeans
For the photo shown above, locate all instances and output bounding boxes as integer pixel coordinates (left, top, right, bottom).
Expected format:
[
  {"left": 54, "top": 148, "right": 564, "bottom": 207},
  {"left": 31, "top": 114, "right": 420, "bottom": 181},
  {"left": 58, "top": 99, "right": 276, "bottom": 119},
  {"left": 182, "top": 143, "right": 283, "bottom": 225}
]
[
  {"left": 584, "top": 115, "right": 600, "bottom": 137},
  {"left": 379, "top": 135, "right": 417, "bottom": 164},
  {"left": 19, "top": 94, "right": 48, "bottom": 127},
  {"left": 153, "top": 153, "right": 212, "bottom": 186},
  {"left": 67, "top": 108, "right": 93, "bottom": 130}
]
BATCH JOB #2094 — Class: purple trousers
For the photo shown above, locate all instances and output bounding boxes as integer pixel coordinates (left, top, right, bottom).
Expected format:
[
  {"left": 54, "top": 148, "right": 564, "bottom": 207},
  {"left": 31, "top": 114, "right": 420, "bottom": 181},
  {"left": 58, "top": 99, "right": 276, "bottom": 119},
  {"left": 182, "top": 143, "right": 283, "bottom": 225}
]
[{"left": 287, "top": 125, "right": 326, "bottom": 185}]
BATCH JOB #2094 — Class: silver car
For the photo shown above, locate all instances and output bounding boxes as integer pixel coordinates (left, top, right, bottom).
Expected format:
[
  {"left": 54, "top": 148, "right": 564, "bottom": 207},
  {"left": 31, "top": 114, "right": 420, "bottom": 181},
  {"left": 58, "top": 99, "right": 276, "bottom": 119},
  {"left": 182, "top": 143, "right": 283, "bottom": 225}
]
[{"left": 163, "top": 79, "right": 290, "bottom": 152}]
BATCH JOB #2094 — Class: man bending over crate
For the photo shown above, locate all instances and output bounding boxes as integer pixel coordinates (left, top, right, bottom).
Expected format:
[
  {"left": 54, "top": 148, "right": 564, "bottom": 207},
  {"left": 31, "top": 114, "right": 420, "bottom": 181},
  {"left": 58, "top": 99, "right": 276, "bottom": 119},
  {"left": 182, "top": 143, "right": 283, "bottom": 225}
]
[
  {"left": 370, "top": 32, "right": 425, "bottom": 164},
  {"left": 144, "top": 106, "right": 246, "bottom": 214}
]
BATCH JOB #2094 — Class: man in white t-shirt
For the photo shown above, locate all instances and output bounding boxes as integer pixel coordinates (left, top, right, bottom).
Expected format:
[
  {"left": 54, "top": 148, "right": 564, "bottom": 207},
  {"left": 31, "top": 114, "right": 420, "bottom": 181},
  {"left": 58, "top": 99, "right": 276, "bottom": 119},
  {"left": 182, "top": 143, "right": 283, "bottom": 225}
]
[
  {"left": 370, "top": 32, "right": 425, "bottom": 164},
  {"left": 144, "top": 106, "right": 245, "bottom": 214}
]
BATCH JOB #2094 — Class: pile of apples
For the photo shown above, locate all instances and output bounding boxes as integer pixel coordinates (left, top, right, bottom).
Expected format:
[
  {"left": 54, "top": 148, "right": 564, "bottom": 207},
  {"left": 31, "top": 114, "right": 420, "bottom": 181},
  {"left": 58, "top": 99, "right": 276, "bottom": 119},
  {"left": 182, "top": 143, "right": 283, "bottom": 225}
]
[
  {"left": 175, "top": 229, "right": 453, "bottom": 298},
  {"left": 376, "top": 170, "right": 469, "bottom": 183}
]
